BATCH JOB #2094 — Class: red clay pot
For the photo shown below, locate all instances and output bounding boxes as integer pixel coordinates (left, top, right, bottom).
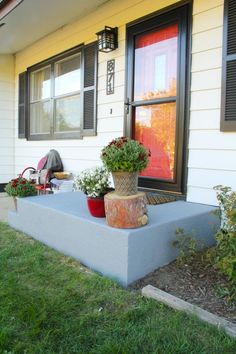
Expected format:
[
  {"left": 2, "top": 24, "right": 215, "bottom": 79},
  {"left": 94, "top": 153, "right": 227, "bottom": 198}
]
[{"left": 86, "top": 196, "right": 106, "bottom": 217}]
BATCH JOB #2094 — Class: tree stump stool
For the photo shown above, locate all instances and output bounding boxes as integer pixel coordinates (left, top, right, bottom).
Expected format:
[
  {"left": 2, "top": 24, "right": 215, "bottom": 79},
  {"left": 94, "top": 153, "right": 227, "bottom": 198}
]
[{"left": 104, "top": 191, "right": 148, "bottom": 229}]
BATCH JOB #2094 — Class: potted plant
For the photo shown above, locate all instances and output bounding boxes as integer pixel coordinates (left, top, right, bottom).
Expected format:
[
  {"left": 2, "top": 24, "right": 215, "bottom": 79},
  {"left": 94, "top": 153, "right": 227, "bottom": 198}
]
[
  {"left": 5, "top": 176, "right": 37, "bottom": 210},
  {"left": 74, "top": 166, "right": 111, "bottom": 217},
  {"left": 101, "top": 137, "right": 150, "bottom": 196}
]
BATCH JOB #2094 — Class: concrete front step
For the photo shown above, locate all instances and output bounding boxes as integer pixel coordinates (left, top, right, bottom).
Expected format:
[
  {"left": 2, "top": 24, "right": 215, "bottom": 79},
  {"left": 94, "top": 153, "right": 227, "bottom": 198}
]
[
  {"left": 8, "top": 192, "right": 219, "bottom": 286},
  {"left": 0, "top": 193, "right": 14, "bottom": 222}
]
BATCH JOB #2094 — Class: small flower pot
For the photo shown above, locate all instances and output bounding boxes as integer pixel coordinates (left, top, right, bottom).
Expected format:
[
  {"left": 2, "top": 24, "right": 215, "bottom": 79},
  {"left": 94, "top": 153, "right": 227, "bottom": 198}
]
[{"left": 86, "top": 196, "right": 106, "bottom": 217}]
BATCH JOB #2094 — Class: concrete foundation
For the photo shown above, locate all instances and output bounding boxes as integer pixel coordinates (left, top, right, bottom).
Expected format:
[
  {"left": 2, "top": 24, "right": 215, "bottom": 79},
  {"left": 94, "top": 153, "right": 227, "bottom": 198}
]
[{"left": 8, "top": 192, "right": 220, "bottom": 286}]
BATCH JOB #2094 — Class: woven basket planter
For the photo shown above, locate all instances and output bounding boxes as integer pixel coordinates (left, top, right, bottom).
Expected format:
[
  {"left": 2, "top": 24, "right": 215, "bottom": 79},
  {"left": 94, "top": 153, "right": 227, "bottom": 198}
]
[{"left": 112, "top": 171, "right": 138, "bottom": 196}]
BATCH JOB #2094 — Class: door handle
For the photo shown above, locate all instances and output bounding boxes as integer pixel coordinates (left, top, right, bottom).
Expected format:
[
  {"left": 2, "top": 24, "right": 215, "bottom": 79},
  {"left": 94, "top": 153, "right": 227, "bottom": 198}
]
[{"left": 124, "top": 98, "right": 131, "bottom": 114}]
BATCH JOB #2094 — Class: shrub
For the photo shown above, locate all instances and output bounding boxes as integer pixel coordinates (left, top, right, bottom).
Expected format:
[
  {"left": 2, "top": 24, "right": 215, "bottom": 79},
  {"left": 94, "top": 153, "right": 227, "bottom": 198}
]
[
  {"left": 101, "top": 137, "right": 150, "bottom": 172},
  {"left": 214, "top": 185, "right": 236, "bottom": 232},
  {"left": 5, "top": 177, "right": 37, "bottom": 198},
  {"left": 214, "top": 185, "right": 236, "bottom": 300},
  {"left": 172, "top": 228, "right": 202, "bottom": 265},
  {"left": 74, "top": 166, "right": 110, "bottom": 198}
]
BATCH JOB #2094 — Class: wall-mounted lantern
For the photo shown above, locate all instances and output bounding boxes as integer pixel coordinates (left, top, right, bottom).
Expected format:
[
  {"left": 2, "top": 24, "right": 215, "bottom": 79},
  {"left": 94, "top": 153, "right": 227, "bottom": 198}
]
[{"left": 96, "top": 26, "right": 118, "bottom": 53}]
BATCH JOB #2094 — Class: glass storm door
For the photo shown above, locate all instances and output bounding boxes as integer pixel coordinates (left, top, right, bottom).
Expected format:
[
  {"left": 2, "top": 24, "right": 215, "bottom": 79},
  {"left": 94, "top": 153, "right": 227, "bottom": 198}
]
[{"left": 126, "top": 5, "right": 190, "bottom": 194}]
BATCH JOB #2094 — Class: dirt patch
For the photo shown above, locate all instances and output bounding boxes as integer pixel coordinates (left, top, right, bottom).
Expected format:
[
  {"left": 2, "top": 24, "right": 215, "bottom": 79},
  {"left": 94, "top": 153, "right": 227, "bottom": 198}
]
[{"left": 129, "top": 256, "right": 236, "bottom": 323}]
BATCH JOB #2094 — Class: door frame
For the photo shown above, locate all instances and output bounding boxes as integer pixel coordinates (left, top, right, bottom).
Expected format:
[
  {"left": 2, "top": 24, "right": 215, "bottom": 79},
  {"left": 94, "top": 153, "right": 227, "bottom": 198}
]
[{"left": 124, "top": 1, "right": 192, "bottom": 195}]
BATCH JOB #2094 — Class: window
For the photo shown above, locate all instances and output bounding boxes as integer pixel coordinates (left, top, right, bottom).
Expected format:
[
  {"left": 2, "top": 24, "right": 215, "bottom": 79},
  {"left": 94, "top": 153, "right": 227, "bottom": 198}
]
[
  {"left": 18, "top": 42, "right": 97, "bottom": 140},
  {"left": 221, "top": 0, "right": 236, "bottom": 131}
]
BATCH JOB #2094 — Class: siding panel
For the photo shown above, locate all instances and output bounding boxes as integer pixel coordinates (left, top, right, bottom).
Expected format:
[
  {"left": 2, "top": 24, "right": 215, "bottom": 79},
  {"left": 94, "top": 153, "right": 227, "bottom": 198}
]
[
  {"left": 188, "top": 169, "right": 236, "bottom": 189},
  {"left": 97, "top": 101, "right": 124, "bottom": 119},
  {"left": 189, "top": 110, "right": 220, "bottom": 130},
  {"left": 190, "top": 89, "right": 221, "bottom": 110},
  {"left": 191, "top": 69, "right": 221, "bottom": 91},
  {"left": 192, "top": 27, "right": 223, "bottom": 53},
  {"left": 97, "top": 117, "right": 123, "bottom": 133},
  {"left": 192, "top": 6, "right": 223, "bottom": 34},
  {"left": 188, "top": 0, "right": 236, "bottom": 205},
  {"left": 189, "top": 130, "right": 236, "bottom": 150},
  {"left": 187, "top": 186, "right": 218, "bottom": 205},
  {"left": 188, "top": 149, "right": 236, "bottom": 170},
  {"left": 98, "top": 70, "right": 125, "bottom": 91},
  {"left": 0, "top": 54, "right": 15, "bottom": 183},
  {"left": 98, "top": 57, "right": 125, "bottom": 77},
  {"left": 191, "top": 48, "right": 222, "bottom": 72},
  {"left": 193, "top": 0, "right": 223, "bottom": 15}
]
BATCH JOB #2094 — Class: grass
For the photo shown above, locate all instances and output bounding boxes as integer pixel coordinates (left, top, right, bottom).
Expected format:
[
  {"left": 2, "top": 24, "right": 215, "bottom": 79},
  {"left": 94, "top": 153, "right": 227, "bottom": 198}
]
[{"left": 0, "top": 222, "right": 235, "bottom": 354}]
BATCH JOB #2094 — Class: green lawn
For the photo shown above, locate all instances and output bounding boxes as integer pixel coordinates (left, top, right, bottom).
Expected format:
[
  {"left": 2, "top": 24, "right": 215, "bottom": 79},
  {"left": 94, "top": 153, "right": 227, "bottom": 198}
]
[{"left": 0, "top": 222, "right": 235, "bottom": 354}]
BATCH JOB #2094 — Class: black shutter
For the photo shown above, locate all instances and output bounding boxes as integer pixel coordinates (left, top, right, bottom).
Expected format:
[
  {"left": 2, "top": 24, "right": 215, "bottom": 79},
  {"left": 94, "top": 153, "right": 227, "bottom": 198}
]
[
  {"left": 82, "top": 42, "right": 97, "bottom": 136},
  {"left": 18, "top": 71, "right": 28, "bottom": 138},
  {"left": 221, "top": 0, "right": 236, "bottom": 131}
]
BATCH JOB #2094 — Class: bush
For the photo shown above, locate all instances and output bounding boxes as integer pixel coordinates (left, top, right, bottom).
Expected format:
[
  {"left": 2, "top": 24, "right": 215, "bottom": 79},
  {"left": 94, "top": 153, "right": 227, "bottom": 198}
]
[
  {"left": 172, "top": 228, "right": 202, "bottom": 265},
  {"left": 101, "top": 137, "right": 150, "bottom": 172},
  {"left": 74, "top": 166, "right": 110, "bottom": 198},
  {"left": 214, "top": 185, "right": 236, "bottom": 300},
  {"left": 214, "top": 185, "right": 236, "bottom": 232},
  {"left": 5, "top": 177, "right": 37, "bottom": 198}
]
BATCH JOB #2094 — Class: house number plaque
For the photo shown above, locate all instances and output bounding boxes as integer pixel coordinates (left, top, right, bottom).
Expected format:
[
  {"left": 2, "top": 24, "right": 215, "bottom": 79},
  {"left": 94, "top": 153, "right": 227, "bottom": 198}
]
[{"left": 106, "top": 59, "right": 115, "bottom": 95}]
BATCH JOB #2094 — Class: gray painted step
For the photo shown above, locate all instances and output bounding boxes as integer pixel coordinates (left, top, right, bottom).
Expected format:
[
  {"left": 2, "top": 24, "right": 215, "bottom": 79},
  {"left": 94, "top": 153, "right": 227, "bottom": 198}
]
[{"left": 8, "top": 192, "right": 220, "bottom": 286}]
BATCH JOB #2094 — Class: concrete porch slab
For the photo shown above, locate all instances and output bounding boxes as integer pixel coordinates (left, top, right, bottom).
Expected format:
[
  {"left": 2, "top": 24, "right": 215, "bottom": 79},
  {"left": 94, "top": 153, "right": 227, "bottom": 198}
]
[
  {"left": 0, "top": 192, "right": 14, "bottom": 222},
  {"left": 8, "top": 192, "right": 220, "bottom": 286}
]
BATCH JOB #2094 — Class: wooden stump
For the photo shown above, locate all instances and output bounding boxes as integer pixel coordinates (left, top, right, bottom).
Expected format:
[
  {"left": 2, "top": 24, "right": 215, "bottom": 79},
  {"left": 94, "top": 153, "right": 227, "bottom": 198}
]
[{"left": 104, "top": 191, "right": 148, "bottom": 229}]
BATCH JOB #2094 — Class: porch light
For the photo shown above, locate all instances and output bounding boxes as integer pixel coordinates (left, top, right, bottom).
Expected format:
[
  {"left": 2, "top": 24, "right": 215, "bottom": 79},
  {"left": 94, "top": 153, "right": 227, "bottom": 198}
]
[{"left": 96, "top": 26, "right": 118, "bottom": 53}]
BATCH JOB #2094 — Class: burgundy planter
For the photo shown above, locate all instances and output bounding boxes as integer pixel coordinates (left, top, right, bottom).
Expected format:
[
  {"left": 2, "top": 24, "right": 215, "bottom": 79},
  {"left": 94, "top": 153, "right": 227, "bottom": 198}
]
[{"left": 86, "top": 196, "right": 106, "bottom": 217}]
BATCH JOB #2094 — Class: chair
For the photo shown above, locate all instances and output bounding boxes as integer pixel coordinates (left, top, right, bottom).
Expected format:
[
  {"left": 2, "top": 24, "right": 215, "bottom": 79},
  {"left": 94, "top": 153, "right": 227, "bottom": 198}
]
[
  {"left": 20, "top": 150, "right": 63, "bottom": 195},
  {"left": 20, "top": 166, "right": 52, "bottom": 195}
]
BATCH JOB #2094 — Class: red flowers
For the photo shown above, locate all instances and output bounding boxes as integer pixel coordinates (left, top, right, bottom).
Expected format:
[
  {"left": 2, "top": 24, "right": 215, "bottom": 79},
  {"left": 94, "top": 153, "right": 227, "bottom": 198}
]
[
  {"left": 10, "top": 177, "right": 27, "bottom": 187},
  {"left": 101, "top": 136, "right": 151, "bottom": 173},
  {"left": 5, "top": 176, "right": 37, "bottom": 197},
  {"left": 108, "top": 137, "right": 129, "bottom": 149},
  {"left": 139, "top": 153, "right": 145, "bottom": 161}
]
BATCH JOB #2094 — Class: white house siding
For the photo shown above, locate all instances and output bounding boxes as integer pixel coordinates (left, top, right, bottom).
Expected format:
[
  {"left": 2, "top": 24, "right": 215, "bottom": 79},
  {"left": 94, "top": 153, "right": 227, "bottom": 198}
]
[
  {"left": 187, "top": 0, "right": 236, "bottom": 205},
  {"left": 0, "top": 55, "right": 15, "bottom": 184},
  {"left": 14, "top": 0, "right": 181, "bottom": 178},
  {"left": 12, "top": 0, "right": 236, "bottom": 205}
]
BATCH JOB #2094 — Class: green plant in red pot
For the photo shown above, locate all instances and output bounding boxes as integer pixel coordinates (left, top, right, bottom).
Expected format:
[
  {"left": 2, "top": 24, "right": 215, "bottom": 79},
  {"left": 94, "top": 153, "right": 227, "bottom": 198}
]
[
  {"left": 101, "top": 137, "right": 150, "bottom": 196},
  {"left": 74, "top": 166, "right": 111, "bottom": 217}
]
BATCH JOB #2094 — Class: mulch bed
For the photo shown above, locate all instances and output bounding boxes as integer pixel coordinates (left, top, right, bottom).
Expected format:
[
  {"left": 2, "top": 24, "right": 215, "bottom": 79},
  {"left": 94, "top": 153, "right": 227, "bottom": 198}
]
[{"left": 129, "top": 255, "right": 236, "bottom": 323}]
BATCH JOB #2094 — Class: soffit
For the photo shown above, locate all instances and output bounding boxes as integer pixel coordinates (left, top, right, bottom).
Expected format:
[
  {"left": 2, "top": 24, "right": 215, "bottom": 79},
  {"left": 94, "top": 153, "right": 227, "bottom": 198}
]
[{"left": 0, "top": 0, "right": 110, "bottom": 54}]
